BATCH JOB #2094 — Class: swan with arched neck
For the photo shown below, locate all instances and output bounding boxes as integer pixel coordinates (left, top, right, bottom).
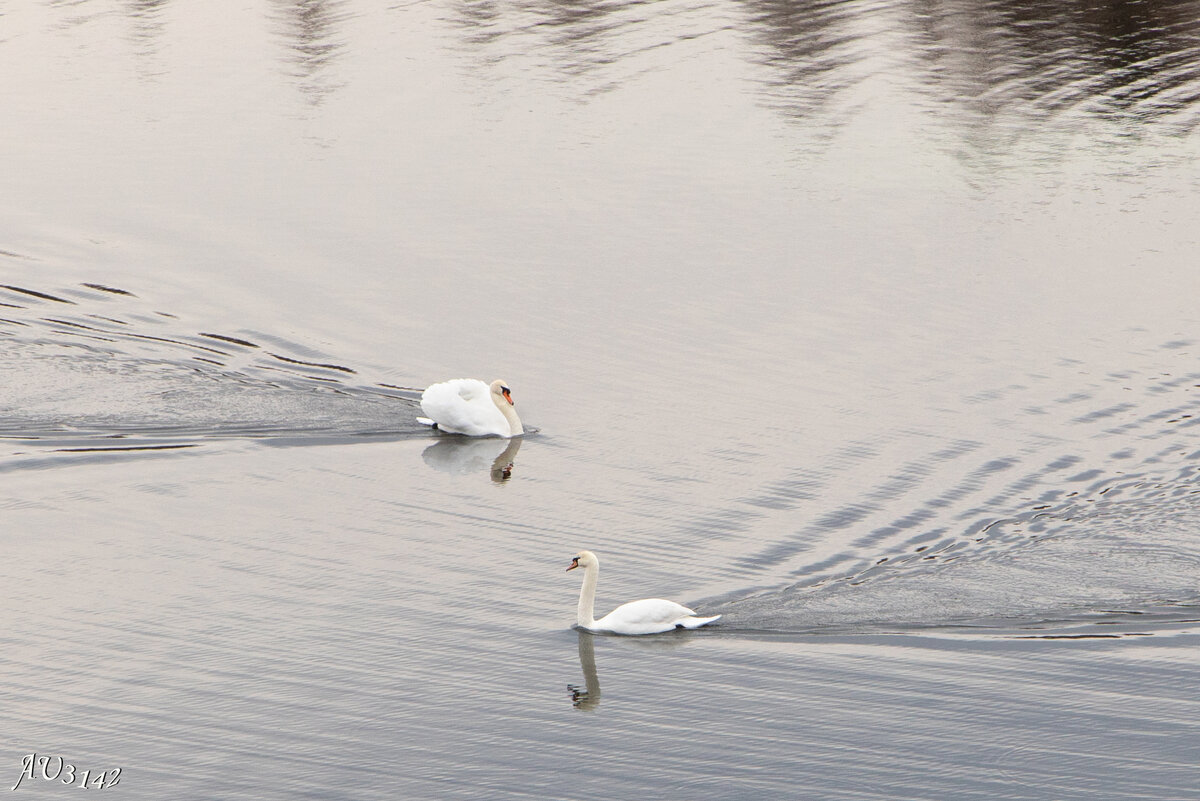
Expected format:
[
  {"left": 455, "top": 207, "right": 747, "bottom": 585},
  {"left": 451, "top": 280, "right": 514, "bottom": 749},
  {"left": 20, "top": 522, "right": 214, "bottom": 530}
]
[
  {"left": 417, "top": 378, "right": 523, "bottom": 438},
  {"left": 566, "top": 550, "right": 720, "bottom": 635}
]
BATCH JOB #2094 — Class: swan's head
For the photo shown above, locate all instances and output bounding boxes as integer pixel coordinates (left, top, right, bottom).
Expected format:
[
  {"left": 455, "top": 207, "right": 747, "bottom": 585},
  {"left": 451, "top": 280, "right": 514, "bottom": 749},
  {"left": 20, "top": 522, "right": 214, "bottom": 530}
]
[
  {"left": 490, "top": 379, "right": 514, "bottom": 406},
  {"left": 566, "top": 550, "right": 598, "bottom": 572}
]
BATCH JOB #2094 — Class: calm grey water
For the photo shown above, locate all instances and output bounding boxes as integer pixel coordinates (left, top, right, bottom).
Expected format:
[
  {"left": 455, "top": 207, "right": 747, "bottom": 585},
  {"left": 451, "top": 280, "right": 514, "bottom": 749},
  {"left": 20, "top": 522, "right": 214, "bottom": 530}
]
[{"left": 3, "top": 0, "right": 1200, "bottom": 798}]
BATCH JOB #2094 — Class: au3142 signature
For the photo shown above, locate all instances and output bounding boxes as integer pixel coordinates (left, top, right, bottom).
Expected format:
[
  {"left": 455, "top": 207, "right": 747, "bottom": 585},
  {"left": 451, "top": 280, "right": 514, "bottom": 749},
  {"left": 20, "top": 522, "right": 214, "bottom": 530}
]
[{"left": 12, "top": 754, "right": 121, "bottom": 791}]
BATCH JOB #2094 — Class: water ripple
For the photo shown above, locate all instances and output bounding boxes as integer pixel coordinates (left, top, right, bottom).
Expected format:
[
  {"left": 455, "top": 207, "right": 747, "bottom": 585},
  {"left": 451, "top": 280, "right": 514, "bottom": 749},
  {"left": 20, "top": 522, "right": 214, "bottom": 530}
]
[{"left": 0, "top": 281, "right": 424, "bottom": 461}]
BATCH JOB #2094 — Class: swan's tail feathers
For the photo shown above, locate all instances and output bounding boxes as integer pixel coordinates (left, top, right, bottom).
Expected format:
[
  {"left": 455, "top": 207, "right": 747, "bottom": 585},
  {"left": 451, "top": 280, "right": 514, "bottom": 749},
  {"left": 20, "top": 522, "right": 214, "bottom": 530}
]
[
  {"left": 679, "top": 614, "right": 721, "bottom": 629},
  {"left": 416, "top": 417, "right": 437, "bottom": 428}
]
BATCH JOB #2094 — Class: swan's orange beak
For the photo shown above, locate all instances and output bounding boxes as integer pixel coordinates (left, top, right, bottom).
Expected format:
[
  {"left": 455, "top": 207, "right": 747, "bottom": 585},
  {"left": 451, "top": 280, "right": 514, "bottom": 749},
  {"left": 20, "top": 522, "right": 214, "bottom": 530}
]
[
  {"left": 566, "top": 559, "right": 579, "bottom": 572},
  {"left": 502, "top": 388, "right": 514, "bottom": 405}
]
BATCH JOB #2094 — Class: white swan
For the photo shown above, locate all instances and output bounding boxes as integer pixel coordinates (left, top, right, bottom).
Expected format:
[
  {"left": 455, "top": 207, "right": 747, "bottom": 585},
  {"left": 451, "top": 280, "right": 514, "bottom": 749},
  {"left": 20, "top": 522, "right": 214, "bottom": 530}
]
[
  {"left": 566, "top": 550, "right": 720, "bottom": 635},
  {"left": 417, "top": 378, "right": 523, "bottom": 438}
]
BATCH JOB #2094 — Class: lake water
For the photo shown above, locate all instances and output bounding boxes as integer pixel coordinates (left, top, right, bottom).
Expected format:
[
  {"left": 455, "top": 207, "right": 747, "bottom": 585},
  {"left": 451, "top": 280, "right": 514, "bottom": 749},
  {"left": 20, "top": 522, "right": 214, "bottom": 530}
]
[{"left": 3, "top": 0, "right": 1200, "bottom": 798}]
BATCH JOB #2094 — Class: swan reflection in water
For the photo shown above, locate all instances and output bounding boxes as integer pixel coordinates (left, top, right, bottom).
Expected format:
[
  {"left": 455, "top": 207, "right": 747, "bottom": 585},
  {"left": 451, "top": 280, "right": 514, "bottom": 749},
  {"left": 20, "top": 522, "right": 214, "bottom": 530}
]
[
  {"left": 567, "top": 628, "right": 698, "bottom": 710},
  {"left": 568, "top": 630, "right": 602, "bottom": 710},
  {"left": 421, "top": 436, "right": 522, "bottom": 482}
]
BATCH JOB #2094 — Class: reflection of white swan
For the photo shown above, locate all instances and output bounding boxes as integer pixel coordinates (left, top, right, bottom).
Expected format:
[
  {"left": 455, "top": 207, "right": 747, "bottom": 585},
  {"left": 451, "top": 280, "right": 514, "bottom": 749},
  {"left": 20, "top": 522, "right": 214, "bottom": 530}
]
[
  {"left": 417, "top": 379, "right": 523, "bottom": 437},
  {"left": 568, "top": 631, "right": 602, "bottom": 710},
  {"left": 421, "top": 437, "right": 522, "bottom": 482},
  {"left": 566, "top": 550, "right": 720, "bottom": 635}
]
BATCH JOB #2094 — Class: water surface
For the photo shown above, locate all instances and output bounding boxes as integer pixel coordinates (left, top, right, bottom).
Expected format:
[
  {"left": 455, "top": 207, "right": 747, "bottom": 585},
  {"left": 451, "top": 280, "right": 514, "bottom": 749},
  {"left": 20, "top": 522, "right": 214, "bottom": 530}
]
[{"left": 3, "top": 0, "right": 1200, "bottom": 798}]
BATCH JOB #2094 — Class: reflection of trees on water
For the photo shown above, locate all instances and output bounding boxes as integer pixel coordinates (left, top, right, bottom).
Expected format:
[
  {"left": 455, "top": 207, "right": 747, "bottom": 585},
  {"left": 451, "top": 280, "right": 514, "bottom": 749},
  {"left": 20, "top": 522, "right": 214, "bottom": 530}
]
[
  {"left": 124, "top": 0, "right": 169, "bottom": 54},
  {"left": 46, "top": 0, "right": 1200, "bottom": 137},
  {"left": 271, "top": 0, "right": 350, "bottom": 105},
  {"left": 120, "top": 0, "right": 170, "bottom": 80},
  {"left": 744, "top": 0, "right": 1200, "bottom": 137},
  {"left": 45, "top": 0, "right": 350, "bottom": 104},
  {"left": 446, "top": 0, "right": 730, "bottom": 91},
  {"left": 448, "top": 0, "right": 507, "bottom": 49},
  {"left": 444, "top": 0, "right": 1200, "bottom": 140},
  {"left": 907, "top": 0, "right": 1200, "bottom": 142},
  {"left": 737, "top": 0, "right": 879, "bottom": 126}
]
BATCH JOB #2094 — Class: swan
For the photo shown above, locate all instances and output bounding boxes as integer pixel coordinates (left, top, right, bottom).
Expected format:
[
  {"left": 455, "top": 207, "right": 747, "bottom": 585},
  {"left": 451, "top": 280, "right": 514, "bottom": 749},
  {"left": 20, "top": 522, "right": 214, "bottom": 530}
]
[
  {"left": 417, "top": 378, "right": 523, "bottom": 438},
  {"left": 566, "top": 550, "right": 720, "bottom": 635}
]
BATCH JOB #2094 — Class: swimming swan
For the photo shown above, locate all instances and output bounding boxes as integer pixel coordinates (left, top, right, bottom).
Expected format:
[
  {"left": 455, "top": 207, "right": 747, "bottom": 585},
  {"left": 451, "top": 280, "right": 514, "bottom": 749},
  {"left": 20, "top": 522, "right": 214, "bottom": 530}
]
[
  {"left": 418, "top": 378, "right": 523, "bottom": 437},
  {"left": 566, "top": 550, "right": 720, "bottom": 635}
]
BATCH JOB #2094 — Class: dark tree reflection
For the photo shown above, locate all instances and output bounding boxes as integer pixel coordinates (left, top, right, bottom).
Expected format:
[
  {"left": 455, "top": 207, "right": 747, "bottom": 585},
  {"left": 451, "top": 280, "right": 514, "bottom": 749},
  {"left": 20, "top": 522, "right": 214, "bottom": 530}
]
[
  {"left": 914, "top": 0, "right": 1200, "bottom": 130},
  {"left": 44, "top": 0, "right": 1200, "bottom": 141},
  {"left": 441, "top": 0, "right": 1200, "bottom": 144},
  {"left": 445, "top": 0, "right": 732, "bottom": 91},
  {"left": 741, "top": 0, "right": 1200, "bottom": 137},
  {"left": 124, "top": 0, "right": 169, "bottom": 53},
  {"left": 737, "top": 0, "right": 877, "bottom": 121},
  {"left": 271, "top": 0, "right": 350, "bottom": 106}
]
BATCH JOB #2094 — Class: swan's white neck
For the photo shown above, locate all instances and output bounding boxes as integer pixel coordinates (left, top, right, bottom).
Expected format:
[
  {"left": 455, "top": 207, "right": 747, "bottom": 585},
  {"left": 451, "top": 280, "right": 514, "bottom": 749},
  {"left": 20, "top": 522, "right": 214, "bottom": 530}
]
[
  {"left": 576, "top": 560, "right": 599, "bottom": 628},
  {"left": 493, "top": 393, "right": 523, "bottom": 437}
]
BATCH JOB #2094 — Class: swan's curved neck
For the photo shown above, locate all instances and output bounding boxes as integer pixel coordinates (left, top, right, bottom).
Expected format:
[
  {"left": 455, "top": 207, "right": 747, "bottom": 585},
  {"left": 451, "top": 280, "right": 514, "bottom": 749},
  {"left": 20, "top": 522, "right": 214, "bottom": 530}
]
[
  {"left": 576, "top": 561, "right": 599, "bottom": 628},
  {"left": 492, "top": 393, "right": 524, "bottom": 437}
]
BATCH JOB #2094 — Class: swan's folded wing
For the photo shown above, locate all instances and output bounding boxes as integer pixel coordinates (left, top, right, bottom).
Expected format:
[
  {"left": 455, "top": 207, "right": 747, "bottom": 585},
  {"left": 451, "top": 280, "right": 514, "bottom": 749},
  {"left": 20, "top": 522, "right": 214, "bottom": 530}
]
[
  {"left": 596, "top": 598, "right": 698, "bottom": 634},
  {"left": 420, "top": 379, "right": 506, "bottom": 436},
  {"left": 422, "top": 379, "right": 488, "bottom": 407}
]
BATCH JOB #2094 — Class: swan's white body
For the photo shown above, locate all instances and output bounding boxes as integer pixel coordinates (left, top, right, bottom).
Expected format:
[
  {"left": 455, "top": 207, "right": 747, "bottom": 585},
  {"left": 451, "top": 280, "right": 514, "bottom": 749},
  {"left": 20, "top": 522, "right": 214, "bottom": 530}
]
[
  {"left": 567, "top": 550, "right": 720, "bottom": 635},
  {"left": 418, "top": 378, "right": 523, "bottom": 438}
]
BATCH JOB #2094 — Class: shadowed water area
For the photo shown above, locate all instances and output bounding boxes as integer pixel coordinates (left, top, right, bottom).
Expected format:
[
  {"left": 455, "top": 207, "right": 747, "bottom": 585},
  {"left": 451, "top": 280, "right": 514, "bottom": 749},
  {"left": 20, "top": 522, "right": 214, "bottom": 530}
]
[{"left": 2, "top": 0, "right": 1200, "bottom": 798}]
